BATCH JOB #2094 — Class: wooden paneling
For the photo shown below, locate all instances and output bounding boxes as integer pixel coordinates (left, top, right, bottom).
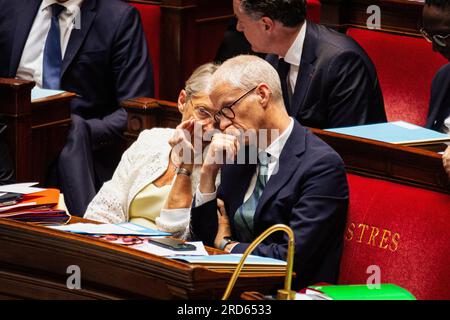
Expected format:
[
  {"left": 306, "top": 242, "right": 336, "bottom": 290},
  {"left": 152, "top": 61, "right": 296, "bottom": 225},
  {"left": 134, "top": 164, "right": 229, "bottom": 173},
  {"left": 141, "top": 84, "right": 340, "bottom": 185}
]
[
  {"left": 132, "top": 0, "right": 233, "bottom": 101},
  {"left": 0, "top": 78, "right": 73, "bottom": 185},
  {"left": 320, "top": 0, "right": 425, "bottom": 36}
]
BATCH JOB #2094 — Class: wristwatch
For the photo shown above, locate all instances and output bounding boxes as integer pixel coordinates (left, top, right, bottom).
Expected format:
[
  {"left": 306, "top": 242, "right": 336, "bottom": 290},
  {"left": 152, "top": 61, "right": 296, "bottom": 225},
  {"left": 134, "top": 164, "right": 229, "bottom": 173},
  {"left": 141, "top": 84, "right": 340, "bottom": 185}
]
[
  {"left": 175, "top": 166, "right": 192, "bottom": 177},
  {"left": 219, "top": 236, "right": 234, "bottom": 251}
]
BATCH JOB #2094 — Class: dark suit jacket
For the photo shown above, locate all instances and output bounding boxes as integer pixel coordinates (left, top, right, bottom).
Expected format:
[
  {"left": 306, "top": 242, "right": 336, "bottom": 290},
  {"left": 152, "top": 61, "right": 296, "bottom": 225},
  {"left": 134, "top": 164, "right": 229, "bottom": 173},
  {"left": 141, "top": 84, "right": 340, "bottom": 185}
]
[
  {"left": 0, "top": 0, "right": 153, "bottom": 214},
  {"left": 267, "top": 22, "right": 386, "bottom": 129},
  {"left": 426, "top": 63, "right": 450, "bottom": 133},
  {"left": 0, "top": 0, "right": 153, "bottom": 143},
  {"left": 191, "top": 121, "right": 349, "bottom": 289}
]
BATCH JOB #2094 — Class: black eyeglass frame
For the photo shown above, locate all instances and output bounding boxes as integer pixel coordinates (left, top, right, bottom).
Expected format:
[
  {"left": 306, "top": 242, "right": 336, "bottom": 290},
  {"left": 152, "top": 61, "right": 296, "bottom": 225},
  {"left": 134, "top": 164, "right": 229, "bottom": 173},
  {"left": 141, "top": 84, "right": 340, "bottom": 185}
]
[{"left": 213, "top": 86, "right": 258, "bottom": 123}]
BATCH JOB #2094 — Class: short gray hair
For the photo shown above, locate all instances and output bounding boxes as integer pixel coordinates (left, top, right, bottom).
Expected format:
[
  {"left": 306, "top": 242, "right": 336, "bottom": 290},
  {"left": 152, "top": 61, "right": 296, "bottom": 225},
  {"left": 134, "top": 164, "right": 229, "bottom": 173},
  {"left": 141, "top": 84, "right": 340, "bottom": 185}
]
[
  {"left": 211, "top": 55, "right": 283, "bottom": 103},
  {"left": 185, "top": 63, "right": 220, "bottom": 101}
]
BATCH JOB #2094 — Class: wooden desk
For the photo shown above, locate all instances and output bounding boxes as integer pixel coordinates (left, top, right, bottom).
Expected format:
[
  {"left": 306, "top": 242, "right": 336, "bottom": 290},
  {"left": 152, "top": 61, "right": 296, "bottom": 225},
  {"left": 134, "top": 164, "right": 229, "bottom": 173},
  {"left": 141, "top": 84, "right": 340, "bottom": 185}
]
[
  {"left": 311, "top": 128, "right": 449, "bottom": 194},
  {"left": 0, "top": 217, "right": 285, "bottom": 299},
  {"left": 0, "top": 78, "right": 74, "bottom": 185}
]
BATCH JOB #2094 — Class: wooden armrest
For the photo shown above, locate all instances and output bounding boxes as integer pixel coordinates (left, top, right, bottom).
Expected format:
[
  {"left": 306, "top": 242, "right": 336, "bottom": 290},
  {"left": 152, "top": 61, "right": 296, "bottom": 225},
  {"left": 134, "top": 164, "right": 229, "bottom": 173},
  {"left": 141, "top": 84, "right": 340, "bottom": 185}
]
[
  {"left": 0, "top": 77, "right": 35, "bottom": 88},
  {"left": 122, "top": 97, "right": 182, "bottom": 142},
  {"left": 121, "top": 97, "right": 178, "bottom": 111}
]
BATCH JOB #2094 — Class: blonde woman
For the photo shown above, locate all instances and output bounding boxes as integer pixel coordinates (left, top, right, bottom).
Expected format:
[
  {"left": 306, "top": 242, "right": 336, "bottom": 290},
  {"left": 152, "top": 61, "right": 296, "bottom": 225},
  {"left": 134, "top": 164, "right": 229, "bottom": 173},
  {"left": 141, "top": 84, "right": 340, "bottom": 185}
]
[{"left": 84, "top": 63, "right": 218, "bottom": 238}]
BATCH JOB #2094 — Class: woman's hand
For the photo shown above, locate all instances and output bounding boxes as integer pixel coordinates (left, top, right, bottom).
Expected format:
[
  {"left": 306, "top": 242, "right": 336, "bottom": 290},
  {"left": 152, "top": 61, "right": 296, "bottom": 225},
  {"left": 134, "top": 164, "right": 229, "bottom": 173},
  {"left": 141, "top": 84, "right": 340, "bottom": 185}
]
[
  {"left": 214, "top": 198, "right": 232, "bottom": 249},
  {"left": 443, "top": 146, "right": 450, "bottom": 178},
  {"left": 169, "top": 118, "right": 195, "bottom": 167}
]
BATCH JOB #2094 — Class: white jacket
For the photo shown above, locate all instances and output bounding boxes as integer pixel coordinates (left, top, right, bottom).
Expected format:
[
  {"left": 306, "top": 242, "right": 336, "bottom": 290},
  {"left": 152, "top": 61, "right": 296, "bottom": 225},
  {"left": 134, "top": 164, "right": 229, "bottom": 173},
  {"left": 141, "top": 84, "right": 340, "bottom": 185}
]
[{"left": 84, "top": 128, "right": 198, "bottom": 237}]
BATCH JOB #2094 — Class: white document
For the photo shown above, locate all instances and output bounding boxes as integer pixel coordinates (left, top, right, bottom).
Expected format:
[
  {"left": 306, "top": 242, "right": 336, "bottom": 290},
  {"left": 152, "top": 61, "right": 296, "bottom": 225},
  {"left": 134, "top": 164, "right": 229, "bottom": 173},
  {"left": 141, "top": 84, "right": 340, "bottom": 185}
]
[
  {"left": 0, "top": 202, "right": 37, "bottom": 213},
  {"left": 0, "top": 182, "right": 44, "bottom": 195},
  {"left": 49, "top": 222, "right": 170, "bottom": 236},
  {"left": 131, "top": 241, "right": 209, "bottom": 257}
]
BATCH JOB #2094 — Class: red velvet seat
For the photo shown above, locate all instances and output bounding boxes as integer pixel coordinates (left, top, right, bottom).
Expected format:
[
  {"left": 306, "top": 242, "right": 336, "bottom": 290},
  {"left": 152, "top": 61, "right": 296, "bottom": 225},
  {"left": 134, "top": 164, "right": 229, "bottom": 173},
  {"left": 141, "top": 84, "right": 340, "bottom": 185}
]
[
  {"left": 306, "top": 0, "right": 321, "bottom": 23},
  {"left": 339, "top": 173, "right": 450, "bottom": 299},
  {"left": 129, "top": 3, "right": 161, "bottom": 98},
  {"left": 347, "top": 28, "right": 447, "bottom": 126}
]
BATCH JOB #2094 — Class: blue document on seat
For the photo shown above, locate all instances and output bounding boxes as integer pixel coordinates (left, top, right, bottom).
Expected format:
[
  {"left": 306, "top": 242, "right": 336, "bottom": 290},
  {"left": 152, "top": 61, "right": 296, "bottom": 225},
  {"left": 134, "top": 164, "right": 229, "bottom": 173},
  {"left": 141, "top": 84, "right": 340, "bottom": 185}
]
[{"left": 326, "top": 121, "right": 450, "bottom": 145}]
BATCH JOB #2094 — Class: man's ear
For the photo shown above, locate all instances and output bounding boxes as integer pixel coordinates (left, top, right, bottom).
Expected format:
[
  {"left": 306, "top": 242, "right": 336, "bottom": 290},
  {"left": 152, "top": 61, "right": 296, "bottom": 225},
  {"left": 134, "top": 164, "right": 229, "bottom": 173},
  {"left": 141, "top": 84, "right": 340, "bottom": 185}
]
[
  {"left": 256, "top": 84, "right": 271, "bottom": 108},
  {"left": 261, "top": 17, "right": 274, "bottom": 32},
  {"left": 178, "top": 90, "right": 187, "bottom": 113}
]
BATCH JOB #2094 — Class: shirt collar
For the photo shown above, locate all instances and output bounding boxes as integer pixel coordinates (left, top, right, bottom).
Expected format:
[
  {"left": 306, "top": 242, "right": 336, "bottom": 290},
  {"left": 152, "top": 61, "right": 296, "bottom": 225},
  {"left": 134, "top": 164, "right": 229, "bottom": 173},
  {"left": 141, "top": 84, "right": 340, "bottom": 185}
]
[
  {"left": 42, "top": 0, "right": 84, "bottom": 15},
  {"left": 263, "top": 117, "right": 295, "bottom": 162},
  {"left": 282, "top": 21, "right": 307, "bottom": 67}
]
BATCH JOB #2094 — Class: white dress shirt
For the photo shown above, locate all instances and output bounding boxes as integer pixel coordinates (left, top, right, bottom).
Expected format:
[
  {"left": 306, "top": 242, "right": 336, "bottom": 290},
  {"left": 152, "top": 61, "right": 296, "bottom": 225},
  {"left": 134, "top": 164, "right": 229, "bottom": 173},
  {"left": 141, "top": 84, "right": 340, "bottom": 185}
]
[
  {"left": 444, "top": 116, "right": 450, "bottom": 133},
  {"left": 280, "top": 21, "right": 307, "bottom": 94},
  {"left": 195, "top": 118, "right": 295, "bottom": 207},
  {"left": 16, "top": 0, "right": 83, "bottom": 88}
]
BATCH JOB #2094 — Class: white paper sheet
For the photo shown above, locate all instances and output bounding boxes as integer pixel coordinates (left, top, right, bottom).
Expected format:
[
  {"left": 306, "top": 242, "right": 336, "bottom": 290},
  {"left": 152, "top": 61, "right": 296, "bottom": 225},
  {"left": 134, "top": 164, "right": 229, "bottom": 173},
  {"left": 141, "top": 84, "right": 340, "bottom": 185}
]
[
  {"left": 49, "top": 222, "right": 170, "bottom": 236},
  {"left": 0, "top": 182, "right": 44, "bottom": 195},
  {"left": 131, "top": 241, "right": 209, "bottom": 257}
]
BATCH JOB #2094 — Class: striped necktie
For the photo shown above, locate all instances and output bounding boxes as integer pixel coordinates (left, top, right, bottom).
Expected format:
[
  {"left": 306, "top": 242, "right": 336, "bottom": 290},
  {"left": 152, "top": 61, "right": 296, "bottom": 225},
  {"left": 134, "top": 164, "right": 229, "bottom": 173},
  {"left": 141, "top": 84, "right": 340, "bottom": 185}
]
[
  {"left": 42, "top": 4, "right": 65, "bottom": 89},
  {"left": 234, "top": 151, "right": 271, "bottom": 242}
]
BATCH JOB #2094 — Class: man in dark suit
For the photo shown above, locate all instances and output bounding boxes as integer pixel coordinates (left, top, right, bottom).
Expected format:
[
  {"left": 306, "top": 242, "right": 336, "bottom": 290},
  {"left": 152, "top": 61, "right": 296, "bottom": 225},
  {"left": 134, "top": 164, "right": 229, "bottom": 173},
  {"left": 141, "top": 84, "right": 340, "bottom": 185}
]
[
  {"left": 190, "top": 55, "right": 349, "bottom": 289},
  {"left": 0, "top": 0, "right": 153, "bottom": 215},
  {"left": 423, "top": 0, "right": 450, "bottom": 133},
  {"left": 232, "top": 0, "right": 386, "bottom": 129},
  {"left": 0, "top": 121, "right": 15, "bottom": 186},
  {"left": 422, "top": 0, "right": 450, "bottom": 178}
]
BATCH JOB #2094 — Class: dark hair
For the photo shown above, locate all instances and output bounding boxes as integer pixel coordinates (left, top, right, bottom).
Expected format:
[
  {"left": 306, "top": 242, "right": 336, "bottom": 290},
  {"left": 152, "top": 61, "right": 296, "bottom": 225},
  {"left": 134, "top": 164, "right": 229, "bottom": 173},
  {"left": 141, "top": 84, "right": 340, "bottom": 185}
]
[
  {"left": 425, "top": 0, "right": 450, "bottom": 7},
  {"left": 240, "top": 0, "right": 307, "bottom": 28}
]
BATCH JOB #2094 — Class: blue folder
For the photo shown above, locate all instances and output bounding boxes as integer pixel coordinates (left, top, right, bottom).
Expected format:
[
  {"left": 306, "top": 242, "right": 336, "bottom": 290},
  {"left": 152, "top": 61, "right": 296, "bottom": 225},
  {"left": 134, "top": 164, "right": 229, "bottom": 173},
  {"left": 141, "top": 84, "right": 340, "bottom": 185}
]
[{"left": 326, "top": 121, "right": 450, "bottom": 145}]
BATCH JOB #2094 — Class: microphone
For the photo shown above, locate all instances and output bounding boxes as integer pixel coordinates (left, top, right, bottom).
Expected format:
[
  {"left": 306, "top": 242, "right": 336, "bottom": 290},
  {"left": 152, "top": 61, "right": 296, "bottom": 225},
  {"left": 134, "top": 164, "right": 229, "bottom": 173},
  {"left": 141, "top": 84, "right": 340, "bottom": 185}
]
[{"left": 221, "top": 224, "right": 296, "bottom": 300}]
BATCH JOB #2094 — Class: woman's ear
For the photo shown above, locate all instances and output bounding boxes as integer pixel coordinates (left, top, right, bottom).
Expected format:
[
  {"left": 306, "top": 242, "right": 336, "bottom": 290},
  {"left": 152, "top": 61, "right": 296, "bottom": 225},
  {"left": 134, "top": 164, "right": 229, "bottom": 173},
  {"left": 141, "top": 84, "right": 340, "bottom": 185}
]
[{"left": 178, "top": 90, "right": 187, "bottom": 113}]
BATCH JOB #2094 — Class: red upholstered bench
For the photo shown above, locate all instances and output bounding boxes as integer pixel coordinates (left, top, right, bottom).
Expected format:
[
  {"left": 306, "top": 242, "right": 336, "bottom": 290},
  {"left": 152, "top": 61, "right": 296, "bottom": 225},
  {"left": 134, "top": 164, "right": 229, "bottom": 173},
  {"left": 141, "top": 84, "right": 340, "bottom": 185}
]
[
  {"left": 129, "top": 2, "right": 161, "bottom": 98},
  {"left": 339, "top": 173, "right": 450, "bottom": 300},
  {"left": 347, "top": 28, "right": 447, "bottom": 126},
  {"left": 306, "top": 0, "right": 321, "bottom": 23}
]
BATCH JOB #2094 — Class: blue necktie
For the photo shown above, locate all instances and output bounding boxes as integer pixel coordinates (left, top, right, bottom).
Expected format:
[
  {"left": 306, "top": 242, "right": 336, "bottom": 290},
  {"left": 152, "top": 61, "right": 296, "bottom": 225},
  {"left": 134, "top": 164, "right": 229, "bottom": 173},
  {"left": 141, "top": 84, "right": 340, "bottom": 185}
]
[
  {"left": 42, "top": 4, "right": 65, "bottom": 89},
  {"left": 234, "top": 151, "right": 271, "bottom": 242}
]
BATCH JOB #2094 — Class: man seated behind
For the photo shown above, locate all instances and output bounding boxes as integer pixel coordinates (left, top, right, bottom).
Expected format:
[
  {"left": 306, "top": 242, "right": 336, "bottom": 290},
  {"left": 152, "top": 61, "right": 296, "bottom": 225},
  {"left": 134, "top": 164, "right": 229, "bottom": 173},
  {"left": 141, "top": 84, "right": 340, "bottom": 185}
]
[
  {"left": 421, "top": 0, "right": 450, "bottom": 178},
  {"left": 233, "top": 0, "right": 387, "bottom": 129},
  {"left": 190, "top": 55, "right": 349, "bottom": 289}
]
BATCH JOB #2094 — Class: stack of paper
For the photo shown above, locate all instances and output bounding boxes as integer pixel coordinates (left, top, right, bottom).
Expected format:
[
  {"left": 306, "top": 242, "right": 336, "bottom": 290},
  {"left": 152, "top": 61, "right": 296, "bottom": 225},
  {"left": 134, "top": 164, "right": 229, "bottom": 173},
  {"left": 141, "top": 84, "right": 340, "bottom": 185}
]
[
  {"left": 170, "top": 254, "right": 287, "bottom": 274},
  {"left": 0, "top": 184, "right": 69, "bottom": 225}
]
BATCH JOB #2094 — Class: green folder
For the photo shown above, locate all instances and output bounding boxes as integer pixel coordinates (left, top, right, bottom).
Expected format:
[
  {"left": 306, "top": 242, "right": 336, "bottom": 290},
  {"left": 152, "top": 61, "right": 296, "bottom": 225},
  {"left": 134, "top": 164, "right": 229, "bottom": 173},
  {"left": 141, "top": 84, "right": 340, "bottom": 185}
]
[{"left": 308, "top": 284, "right": 416, "bottom": 300}]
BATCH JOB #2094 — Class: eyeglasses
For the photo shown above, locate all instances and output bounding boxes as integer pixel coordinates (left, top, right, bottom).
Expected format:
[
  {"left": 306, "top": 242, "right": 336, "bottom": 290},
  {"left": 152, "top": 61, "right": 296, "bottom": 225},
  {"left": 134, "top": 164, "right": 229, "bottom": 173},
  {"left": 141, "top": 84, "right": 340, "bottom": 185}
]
[
  {"left": 213, "top": 86, "right": 258, "bottom": 123},
  {"left": 420, "top": 27, "right": 450, "bottom": 48},
  {"left": 189, "top": 99, "right": 215, "bottom": 122}
]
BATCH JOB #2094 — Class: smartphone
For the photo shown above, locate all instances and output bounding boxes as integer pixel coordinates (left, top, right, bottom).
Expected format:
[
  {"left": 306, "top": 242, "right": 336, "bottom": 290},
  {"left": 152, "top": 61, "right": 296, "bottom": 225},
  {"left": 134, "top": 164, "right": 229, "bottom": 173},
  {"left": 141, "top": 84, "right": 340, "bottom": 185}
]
[
  {"left": 0, "top": 192, "right": 23, "bottom": 206},
  {"left": 148, "top": 237, "right": 196, "bottom": 251}
]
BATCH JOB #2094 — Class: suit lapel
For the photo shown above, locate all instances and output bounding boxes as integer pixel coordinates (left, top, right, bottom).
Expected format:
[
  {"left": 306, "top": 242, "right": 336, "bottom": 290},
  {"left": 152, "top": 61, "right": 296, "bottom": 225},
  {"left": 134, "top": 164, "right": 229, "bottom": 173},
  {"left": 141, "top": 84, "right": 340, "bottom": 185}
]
[
  {"left": 290, "top": 22, "right": 318, "bottom": 118},
  {"left": 9, "top": 0, "right": 42, "bottom": 76},
  {"left": 61, "top": 0, "right": 97, "bottom": 77},
  {"left": 253, "top": 121, "right": 307, "bottom": 227}
]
